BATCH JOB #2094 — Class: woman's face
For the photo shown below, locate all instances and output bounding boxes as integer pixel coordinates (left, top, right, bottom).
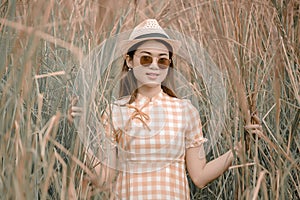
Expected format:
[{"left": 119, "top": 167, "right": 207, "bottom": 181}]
[{"left": 128, "top": 40, "right": 170, "bottom": 89}]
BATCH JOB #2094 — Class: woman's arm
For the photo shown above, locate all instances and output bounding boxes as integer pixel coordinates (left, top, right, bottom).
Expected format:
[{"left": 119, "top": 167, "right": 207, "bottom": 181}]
[
  {"left": 185, "top": 146, "right": 236, "bottom": 188},
  {"left": 68, "top": 98, "right": 118, "bottom": 187}
]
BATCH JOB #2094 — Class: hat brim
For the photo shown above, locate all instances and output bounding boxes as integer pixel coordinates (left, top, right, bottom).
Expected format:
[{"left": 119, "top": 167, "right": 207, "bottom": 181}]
[{"left": 119, "top": 37, "right": 181, "bottom": 55}]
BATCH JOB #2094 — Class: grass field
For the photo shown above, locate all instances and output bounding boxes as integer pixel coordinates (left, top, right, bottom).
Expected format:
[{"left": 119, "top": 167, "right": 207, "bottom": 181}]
[{"left": 0, "top": 0, "right": 299, "bottom": 199}]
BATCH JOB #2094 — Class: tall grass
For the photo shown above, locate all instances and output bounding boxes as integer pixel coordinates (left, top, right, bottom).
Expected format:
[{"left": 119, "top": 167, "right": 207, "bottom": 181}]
[{"left": 0, "top": 0, "right": 299, "bottom": 199}]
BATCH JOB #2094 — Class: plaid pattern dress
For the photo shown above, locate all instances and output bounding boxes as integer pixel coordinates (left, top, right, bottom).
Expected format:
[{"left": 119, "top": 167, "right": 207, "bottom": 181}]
[{"left": 104, "top": 90, "right": 207, "bottom": 199}]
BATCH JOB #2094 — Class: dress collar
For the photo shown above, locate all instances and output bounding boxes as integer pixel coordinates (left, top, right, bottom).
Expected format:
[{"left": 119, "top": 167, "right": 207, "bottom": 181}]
[{"left": 135, "top": 89, "right": 164, "bottom": 104}]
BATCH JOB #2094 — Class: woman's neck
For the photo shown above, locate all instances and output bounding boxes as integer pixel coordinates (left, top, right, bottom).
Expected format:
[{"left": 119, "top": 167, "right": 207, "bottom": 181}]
[{"left": 137, "top": 85, "right": 161, "bottom": 99}]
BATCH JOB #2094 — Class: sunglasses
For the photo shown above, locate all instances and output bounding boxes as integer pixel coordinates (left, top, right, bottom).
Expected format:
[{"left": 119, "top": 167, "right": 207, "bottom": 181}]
[{"left": 135, "top": 55, "right": 171, "bottom": 69}]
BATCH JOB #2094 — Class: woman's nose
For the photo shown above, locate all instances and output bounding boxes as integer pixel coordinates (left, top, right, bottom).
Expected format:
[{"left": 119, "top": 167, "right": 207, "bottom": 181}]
[{"left": 149, "top": 58, "right": 160, "bottom": 69}]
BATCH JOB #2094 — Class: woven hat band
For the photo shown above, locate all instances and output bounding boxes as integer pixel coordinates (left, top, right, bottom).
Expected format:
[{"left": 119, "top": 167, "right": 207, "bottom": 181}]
[{"left": 134, "top": 33, "right": 169, "bottom": 40}]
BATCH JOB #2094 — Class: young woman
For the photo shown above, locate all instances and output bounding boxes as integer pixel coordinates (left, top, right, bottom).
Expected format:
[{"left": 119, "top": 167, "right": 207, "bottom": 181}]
[{"left": 70, "top": 19, "right": 254, "bottom": 199}]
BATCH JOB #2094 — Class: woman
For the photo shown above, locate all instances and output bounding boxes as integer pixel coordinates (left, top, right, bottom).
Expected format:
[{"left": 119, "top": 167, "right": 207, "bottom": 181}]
[{"left": 70, "top": 19, "right": 248, "bottom": 199}]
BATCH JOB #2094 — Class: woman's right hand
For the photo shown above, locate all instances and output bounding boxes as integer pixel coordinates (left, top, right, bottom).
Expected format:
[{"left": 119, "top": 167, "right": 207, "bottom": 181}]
[{"left": 67, "top": 96, "right": 83, "bottom": 124}]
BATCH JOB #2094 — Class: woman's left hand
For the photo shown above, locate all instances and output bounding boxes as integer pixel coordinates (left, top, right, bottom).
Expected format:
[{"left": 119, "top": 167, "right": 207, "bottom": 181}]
[
  {"left": 233, "top": 141, "right": 243, "bottom": 158},
  {"left": 234, "top": 114, "right": 264, "bottom": 158},
  {"left": 244, "top": 123, "right": 263, "bottom": 135}
]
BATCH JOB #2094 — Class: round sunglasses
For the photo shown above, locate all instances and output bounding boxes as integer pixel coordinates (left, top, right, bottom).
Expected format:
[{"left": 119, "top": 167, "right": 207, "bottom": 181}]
[{"left": 135, "top": 55, "right": 171, "bottom": 69}]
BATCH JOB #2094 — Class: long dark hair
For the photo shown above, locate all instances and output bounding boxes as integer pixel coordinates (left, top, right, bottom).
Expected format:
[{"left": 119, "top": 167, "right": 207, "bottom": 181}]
[{"left": 119, "top": 39, "right": 177, "bottom": 103}]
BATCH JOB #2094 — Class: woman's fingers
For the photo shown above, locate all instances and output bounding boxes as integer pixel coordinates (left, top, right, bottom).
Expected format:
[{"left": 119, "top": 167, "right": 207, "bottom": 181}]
[
  {"left": 234, "top": 141, "right": 243, "bottom": 157},
  {"left": 71, "top": 106, "right": 83, "bottom": 117},
  {"left": 71, "top": 106, "right": 83, "bottom": 113},
  {"left": 244, "top": 124, "right": 262, "bottom": 130},
  {"left": 244, "top": 124, "right": 263, "bottom": 135},
  {"left": 70, "top": 106, "right": 83, "bottom": 117},
  {"left": 68, "top": 96, "right": 82, "bottom": 124},
  {"left": 71, "top": 112, "right": 82, "bottom": 117}
]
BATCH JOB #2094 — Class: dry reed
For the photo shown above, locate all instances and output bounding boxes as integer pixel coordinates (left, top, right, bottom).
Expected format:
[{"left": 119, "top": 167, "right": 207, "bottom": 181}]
[{"left": 0, "top": 0, "right": 299, "bottom": 199}]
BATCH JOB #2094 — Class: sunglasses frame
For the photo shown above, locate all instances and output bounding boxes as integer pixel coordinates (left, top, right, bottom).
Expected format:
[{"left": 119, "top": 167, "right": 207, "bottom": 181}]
[{"left": 134, "top": 54, "right": 171, "bottom": 69}]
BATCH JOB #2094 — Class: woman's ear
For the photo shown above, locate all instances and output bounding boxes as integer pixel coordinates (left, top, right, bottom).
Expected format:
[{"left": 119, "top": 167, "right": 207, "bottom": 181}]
[{"left": 125, "top": 55, "right": 133, "bottom": 68}]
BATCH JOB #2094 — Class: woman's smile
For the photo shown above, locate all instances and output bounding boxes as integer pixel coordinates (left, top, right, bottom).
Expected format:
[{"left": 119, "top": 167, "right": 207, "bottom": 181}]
[{"left": 145, "top": 72, "right": 160, "bottom": 79}]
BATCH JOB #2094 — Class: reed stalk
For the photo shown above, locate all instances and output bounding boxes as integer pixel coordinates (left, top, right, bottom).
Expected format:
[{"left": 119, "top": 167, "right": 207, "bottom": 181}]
[{"left": 0, "top": 0, "right": 298, "bottom": 199}]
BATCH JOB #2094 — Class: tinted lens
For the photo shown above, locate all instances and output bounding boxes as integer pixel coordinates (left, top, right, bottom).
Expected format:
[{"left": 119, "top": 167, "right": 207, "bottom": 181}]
[
  {"left": 139, "top": 56, "right": 170, "bottom": 69},
  {"left": 157, "top": 58, "right": 170, "bottom": 69},
  {"left": 140, "top": 56, "right": 153, "bottom": 66}
]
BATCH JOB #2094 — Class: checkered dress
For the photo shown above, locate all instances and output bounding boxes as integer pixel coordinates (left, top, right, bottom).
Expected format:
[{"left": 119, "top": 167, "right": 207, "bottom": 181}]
[{"left": 104, "top": 90, "right": 207, "bottom": 199}]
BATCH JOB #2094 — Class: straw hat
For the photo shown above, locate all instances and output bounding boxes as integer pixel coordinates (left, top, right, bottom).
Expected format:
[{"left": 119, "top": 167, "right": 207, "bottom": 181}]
[{"left": 119, "top": 19, "right": 181, "bottom": 54}]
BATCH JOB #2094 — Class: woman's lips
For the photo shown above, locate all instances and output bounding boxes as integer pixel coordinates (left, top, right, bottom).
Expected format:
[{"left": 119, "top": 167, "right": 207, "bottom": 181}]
[{"left": 146, "top": 72, "right": 159, "bottom": 79}]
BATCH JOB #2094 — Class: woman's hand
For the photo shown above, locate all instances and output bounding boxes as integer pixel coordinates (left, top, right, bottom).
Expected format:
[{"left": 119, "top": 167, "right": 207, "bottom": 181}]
[
  {"left": 234, "top": 114, "right": 263, "bottom": 158},
  {"left": 233, "top": 141, "right": 243, "bottom": 158},
  {"left": 244, "top": 123, "right": 263, "bottom": 135},
  {"left": 67, "top": 96, "right": 83, "bottom": 124}
]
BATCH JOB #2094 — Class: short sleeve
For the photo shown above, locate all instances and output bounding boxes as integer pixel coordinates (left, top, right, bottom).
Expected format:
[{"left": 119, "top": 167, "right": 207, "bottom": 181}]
[{"left": 183, "top": 100, "right": 208, "bottom": 149}]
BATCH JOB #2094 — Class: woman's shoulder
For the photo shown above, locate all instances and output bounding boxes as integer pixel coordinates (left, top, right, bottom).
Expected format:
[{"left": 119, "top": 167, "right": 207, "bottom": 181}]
[{"left": 163, "top": 93, "right": 196, "bottom": 108}]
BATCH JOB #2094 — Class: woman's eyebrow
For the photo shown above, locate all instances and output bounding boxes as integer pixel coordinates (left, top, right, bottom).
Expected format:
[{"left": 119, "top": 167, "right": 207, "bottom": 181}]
[{"left": 138, "top": 50, "right": 168, "bottom": 56}]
